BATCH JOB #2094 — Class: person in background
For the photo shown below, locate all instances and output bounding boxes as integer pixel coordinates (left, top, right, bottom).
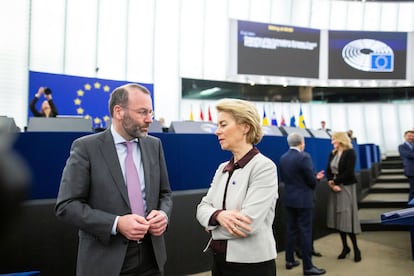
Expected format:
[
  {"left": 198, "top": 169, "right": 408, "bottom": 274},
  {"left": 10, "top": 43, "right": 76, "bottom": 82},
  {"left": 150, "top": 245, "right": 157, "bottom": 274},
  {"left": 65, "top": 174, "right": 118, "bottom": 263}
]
[
  {"left": 318, "top": 121, "right": 331, "bottom": 131},
  {"left": 319, "top": 121, "right": 327, "bottom": 130},
  {"left": 157, "top": 117, "right": 169, "bottom": 132},
  {"left": 29, "top": 86, "right": 58, "bottom": 117},
  {"left": 279, "top": 132, "right": 326, "bottom": 276},
  {"left": 196, "top": 98, "right": 278, "bottom": 276},
  {"left": 326, "top": 131, "right": 362, "bottom": 263},
  {"left": 398, "top": 130, "right": 414, "bottom": 202},
  {"left": 347, "top": 129, "right": 357, "bottom": 143},
  {"left": 55, "top": 83, "right": 172, "bottom": 276},
  {"left": 158, "top": 117, "right": 166, "bottom": 127},
  {"left": 318, "top": 121, "right": 331, "bottom": 136}
]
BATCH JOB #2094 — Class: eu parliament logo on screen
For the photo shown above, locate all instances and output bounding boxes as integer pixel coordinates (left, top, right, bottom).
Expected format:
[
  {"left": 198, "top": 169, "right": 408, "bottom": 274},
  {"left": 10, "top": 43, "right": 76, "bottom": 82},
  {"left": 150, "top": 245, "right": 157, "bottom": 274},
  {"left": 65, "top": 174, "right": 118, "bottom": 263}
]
[
  {"left": 371, "top": 54, "right": 393, "bottom": 72},
  {"left": 329, "top": 31, "right": 406, "bottom": 79}
]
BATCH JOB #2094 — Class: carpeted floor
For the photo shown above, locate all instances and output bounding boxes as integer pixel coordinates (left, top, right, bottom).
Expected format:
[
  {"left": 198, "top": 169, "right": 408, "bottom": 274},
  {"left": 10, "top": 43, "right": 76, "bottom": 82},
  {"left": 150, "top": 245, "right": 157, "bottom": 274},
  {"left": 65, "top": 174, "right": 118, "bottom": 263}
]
[{"left": 189, "top": 231, "right": 414, "bottom": 276}]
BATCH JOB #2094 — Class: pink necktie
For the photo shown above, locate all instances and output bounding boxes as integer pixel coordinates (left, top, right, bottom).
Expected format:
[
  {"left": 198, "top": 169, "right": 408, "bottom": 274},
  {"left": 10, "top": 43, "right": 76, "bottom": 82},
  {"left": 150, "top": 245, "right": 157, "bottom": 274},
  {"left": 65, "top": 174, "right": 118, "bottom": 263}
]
[{"left": 124, "top": 141, "right": 145, "bottom": 216}]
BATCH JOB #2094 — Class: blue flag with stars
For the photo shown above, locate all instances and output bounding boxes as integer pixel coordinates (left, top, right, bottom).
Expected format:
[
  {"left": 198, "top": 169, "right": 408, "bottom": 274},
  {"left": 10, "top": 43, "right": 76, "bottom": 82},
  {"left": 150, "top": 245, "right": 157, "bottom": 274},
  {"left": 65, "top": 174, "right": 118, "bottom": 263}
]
[{"left": 29, "top": 71, "right": 154, "bottom": 128}]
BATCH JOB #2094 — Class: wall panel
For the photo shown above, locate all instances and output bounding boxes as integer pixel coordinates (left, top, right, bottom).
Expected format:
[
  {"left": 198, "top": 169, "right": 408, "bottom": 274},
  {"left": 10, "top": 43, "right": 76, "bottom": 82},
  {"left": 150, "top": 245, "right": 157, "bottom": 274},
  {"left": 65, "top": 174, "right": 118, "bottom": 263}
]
[
  {"left": 398, "top": 3, "right": 414, "bottom": 31},
  {"left": 397, "top": 103, "right": 414, "bottom": 135},
  {"left": 0, "top": 1, "right": 30, "bottom": 128},
  {"left": 270, "top": 0, "right": 292, "bottom": 26},
  {"left": 228, "top": 0, "right": 250, "bottom": 20},
  {"left": 290, "top": 0, "right": 312, "bottom": 27},
  {"left": 126, "top": 0, "right": 155, "bottom": 83},
  {"left": 152, "top": 0, "right": 181, "bottom": 122},
  {"left": 203, "top": 0, "right": 229, "bottom": 80},
  {"left": 363, "top": 104, "right": 383, "bottom": 150},
  {"left": 346, "top": 2, "right": 364, "bottom": 30},
  {"left": 179, "top": 0, "right": 205, "bottom": 78},
  {"left": 380, "top": 104, "right": 400, "bottom": 154},
  {"left": 346, "top": 104, "right": 366, "bottom": 145},
  {"left": 65, "top": 0, "right": 98, "bottom": 77},
  {"left": 362, "top": 3, "right": 381, "bottom": 31},
  {"left": 95, "top": 0, "right": 128, "bottom": 80},
  {"left": 329, "top": 1, "right": 347, "bottom": 30},
  {"left": 249, "top": 0, "right": 272, "bottom": 23},
  {"left": 30, "top": 0, "right": 65, "bottom": 73},
  {"left": 380, "top": 3, "right": 399, "bottom": 31}
]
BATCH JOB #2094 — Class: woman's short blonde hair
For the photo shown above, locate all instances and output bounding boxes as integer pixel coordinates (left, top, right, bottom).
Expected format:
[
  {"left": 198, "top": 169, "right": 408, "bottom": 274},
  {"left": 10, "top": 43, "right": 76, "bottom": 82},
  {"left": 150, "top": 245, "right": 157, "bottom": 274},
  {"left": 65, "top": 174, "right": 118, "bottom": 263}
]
[
  {"left": 332, "top": 131, "right": 353, "bottom": 150},
  {"left": 216, "top": 98, "right": 263, "bottom": 145}
]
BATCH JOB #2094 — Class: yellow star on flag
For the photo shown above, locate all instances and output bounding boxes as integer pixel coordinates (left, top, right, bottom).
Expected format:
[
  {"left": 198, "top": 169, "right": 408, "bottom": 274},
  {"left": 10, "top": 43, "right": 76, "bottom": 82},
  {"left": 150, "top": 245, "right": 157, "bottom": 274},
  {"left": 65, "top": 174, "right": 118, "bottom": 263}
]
[{"left": 84, "top": 84, "right": 92, "bottom": 90}]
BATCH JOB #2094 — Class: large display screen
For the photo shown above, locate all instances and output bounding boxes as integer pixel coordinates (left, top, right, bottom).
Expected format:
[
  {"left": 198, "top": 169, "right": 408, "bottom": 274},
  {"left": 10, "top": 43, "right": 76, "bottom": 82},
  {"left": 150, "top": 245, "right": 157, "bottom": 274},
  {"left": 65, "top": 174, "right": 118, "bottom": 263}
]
[
  {"left": 237, "top": 20, "right": 320, "bottom": 78},
  {"left": 328, "top": 30, "right": 407, "bottom": 79}
]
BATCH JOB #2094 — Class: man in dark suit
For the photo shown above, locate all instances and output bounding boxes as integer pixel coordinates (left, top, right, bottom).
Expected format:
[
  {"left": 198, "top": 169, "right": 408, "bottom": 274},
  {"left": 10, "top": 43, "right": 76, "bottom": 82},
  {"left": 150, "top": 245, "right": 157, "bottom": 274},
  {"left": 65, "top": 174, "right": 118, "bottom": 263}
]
[
  {"left": 56, "top": 83, "right": 173, "bottom": 276},
  {"left": 279, "top": 133, "right": 326, "bottom": 275},
  {"left": 398, "top": 130, "right": 414, "bottom": 201}
]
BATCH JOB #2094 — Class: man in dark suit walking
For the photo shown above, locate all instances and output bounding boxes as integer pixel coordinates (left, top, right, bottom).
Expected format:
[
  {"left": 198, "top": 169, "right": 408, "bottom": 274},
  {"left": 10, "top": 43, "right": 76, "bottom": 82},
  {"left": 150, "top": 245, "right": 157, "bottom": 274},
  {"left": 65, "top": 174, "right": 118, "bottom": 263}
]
[
  {"left": 279, "top": 133, "right": 326, "bottom": 275},
  {"left": 56, "top": 83, "right": 172, "bottom": 276},
  {"left": 398, "top": 130, "right": 414, "bottom": 202}
]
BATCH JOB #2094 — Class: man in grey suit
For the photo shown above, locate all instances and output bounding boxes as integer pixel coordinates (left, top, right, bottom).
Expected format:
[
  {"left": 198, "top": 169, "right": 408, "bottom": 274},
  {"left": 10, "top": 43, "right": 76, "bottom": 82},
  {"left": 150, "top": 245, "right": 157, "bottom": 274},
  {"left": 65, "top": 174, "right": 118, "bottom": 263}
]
[
  {"left": 279, "top": 133, "right": 326, "bottom": 275},
  {"left": 56, "top": 83, "right": 172, "bottom": 276}
]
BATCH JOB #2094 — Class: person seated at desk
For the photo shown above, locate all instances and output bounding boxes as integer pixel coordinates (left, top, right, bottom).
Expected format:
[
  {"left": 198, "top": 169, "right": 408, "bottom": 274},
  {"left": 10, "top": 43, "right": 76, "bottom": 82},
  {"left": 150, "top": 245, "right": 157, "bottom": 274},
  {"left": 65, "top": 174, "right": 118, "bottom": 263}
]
[
  {"left": 29, "top": 87, "right": 58, "bottom": 117},
  {"left": 318, "top": 120, "right": 331, "bottom": 132}
]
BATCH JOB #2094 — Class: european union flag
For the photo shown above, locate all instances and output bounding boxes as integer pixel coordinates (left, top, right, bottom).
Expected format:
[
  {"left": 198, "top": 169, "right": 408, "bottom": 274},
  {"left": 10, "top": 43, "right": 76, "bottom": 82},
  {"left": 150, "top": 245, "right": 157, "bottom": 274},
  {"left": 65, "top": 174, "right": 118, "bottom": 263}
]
[{"left": 29, "top": 71, "right": 153, "bottom": 128}]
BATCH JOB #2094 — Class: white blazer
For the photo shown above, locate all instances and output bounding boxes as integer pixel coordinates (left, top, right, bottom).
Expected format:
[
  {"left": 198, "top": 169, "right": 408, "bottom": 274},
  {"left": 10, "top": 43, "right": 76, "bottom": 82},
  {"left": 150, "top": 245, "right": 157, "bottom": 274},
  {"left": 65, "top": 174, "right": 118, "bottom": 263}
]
[{"left": 196, "top": 153, "right": 279, "bottom": 263}]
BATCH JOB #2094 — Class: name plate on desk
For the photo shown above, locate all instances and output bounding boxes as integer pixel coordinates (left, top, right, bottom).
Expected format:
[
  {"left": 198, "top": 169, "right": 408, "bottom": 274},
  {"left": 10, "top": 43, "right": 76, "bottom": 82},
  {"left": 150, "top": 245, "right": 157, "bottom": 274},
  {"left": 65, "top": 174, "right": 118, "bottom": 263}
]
[{"left": 27, "top": 117, "right": 93, "bottom": 132}]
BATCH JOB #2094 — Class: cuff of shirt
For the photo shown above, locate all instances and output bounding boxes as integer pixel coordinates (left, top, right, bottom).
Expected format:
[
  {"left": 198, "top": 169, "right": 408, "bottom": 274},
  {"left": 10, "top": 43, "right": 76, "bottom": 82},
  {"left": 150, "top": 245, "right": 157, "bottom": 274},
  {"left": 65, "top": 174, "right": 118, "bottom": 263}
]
[
  {"left": 112, "top": 216, "right": 120, "bottom": 235},
  {"left": 159, "top": 210, "right": 169, "bottom": 224}
]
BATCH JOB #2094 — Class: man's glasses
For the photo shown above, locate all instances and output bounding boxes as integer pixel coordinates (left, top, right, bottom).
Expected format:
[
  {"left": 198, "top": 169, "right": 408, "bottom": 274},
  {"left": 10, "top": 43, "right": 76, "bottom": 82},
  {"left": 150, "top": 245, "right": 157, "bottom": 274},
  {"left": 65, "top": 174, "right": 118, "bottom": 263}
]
[{"left": 122, "top": 106, "right": 154, "bottom": 118}]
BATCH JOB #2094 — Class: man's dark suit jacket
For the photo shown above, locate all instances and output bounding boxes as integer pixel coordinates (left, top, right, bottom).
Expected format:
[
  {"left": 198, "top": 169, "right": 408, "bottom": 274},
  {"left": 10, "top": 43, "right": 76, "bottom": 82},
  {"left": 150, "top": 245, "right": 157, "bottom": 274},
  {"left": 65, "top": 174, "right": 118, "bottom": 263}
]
[
  {"left": 279, "top": 148, "right": 318, "bottom": 208},
  {"left": 399, "top": 142, "right": 414, "bottom": 177},
  {"left": 55, "top": 129, "right": 172, "bottom": 276}
]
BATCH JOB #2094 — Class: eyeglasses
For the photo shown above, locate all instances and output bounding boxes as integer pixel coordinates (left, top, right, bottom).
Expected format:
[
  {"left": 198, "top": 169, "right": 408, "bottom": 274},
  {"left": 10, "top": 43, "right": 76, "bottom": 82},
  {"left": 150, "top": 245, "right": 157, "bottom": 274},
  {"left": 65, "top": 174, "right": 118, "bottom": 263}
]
[{"left": 122, "top": 106, "right": 154, "bottom": 118}]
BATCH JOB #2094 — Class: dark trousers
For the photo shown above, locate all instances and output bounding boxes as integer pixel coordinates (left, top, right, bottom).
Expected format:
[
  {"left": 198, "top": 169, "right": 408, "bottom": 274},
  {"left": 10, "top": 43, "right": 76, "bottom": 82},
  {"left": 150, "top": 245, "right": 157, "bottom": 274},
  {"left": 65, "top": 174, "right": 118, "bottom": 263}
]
[
  {"left": 120, "top": 238, "right": 162, "bottom": 276},
  {"left": 285, "top": 207, "right": 313, "bottom": 270},
  {"left": 295, "top": 208, "right": 317, "bottom": 254},
  {"left": 212, "top": 252, "right": 276, "bottom": 276}
]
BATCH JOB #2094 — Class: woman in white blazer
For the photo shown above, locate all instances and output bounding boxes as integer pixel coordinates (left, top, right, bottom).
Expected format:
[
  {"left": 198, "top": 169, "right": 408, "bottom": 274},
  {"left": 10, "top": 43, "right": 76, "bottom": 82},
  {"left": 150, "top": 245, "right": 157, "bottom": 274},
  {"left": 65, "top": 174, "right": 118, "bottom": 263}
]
[{"left": 196, "top": 98, "right": 279, "bottom": 276}]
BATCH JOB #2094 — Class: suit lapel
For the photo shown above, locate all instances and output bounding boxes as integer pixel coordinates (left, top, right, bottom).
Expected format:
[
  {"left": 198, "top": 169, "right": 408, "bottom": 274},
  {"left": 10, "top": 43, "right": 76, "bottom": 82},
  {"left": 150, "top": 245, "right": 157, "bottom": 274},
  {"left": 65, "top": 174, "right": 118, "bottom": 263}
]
[{"left": 99, "top": 130, "right": 130, "bottom": 207}]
